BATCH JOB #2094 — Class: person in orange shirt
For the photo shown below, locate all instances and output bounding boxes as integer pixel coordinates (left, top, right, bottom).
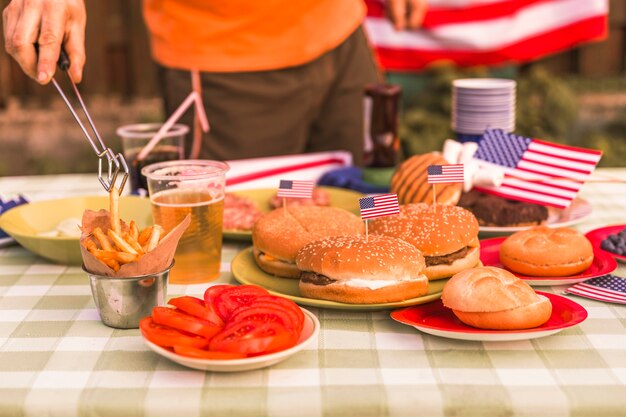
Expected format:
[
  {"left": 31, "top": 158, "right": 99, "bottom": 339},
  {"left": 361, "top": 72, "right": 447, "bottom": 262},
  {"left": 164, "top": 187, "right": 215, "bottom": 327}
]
[{"left": 3, "top": 0, "right": 427, "bottom": 165}]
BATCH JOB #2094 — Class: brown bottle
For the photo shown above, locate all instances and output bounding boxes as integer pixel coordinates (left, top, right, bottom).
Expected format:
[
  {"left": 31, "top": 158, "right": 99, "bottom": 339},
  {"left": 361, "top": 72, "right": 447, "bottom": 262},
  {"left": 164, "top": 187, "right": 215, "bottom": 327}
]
[{"left": 363, "top": 84, "right": 402, "bottom": 168}]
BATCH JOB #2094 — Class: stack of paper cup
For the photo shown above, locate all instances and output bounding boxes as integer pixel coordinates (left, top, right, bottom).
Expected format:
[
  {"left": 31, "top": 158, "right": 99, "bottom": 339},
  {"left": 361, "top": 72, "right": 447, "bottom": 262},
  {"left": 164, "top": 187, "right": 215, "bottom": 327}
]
[{"left": 451, "top": 78, "right": 516, "bottom": 136}]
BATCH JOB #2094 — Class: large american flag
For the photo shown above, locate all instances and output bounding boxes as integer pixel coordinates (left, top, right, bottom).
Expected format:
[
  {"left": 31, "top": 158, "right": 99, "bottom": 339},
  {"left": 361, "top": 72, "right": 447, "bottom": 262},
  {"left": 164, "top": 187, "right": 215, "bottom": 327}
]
[
  {"left": 566, "top": 275, "right": 626, "bottom": 304},
  {"left": 277, "top": 180, "right": 314, "bottom": 199},
  {"left": 364, "top": 0, "right": 608, "bottom": 71},
  {"left": 359, "top": 193, "right": 400, "bottom": 220},
  {"left": 427, "top": 164, "right": 465, "bottom": 184},
  {"left": 473, "top": 129, "right": 602, "bottom": 209}
]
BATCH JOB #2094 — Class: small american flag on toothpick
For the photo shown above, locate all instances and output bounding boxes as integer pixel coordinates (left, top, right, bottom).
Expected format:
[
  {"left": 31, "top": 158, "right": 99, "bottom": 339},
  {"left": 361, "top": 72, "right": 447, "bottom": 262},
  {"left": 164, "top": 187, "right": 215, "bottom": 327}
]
[
  {"left": 359, "top": 193, "right": 399, "bottom": 220},
  {"left": 277, "top": 180, "right": 314, "bottom": 199},
  {"left": 427, "top": 164, "right": 464, "bottom": 207},
  {"left": 427, "top": 164, "right": 465, "bottom": 184}
]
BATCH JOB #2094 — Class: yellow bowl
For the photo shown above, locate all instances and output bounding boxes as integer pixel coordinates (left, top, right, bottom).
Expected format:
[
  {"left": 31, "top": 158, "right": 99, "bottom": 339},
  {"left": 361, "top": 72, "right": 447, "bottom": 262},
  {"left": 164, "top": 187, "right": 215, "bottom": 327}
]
[{"left": 0, "top": 195, "right": 152, "bottom": 265}]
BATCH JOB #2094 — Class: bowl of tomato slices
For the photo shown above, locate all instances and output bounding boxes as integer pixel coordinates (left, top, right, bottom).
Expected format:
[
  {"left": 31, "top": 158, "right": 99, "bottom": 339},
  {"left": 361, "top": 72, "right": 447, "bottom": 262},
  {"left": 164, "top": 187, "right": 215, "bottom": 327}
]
[{"left": 140, "top": 284, "right": 319, "bottom": 372}]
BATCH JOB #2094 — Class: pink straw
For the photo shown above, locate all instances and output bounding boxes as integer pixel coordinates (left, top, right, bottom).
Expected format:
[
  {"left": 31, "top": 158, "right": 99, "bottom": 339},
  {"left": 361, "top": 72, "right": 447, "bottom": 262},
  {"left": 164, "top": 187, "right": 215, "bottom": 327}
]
[{"left": 136, "top": 91, "right": 209, "bottom": 162}]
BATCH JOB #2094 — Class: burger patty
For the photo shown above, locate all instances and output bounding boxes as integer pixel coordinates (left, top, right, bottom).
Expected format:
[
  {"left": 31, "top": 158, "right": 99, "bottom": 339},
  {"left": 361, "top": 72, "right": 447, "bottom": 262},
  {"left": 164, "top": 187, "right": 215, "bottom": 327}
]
[
  {"left": 425, "top": 246, "right": 469, "bottom": 267},
  {"left": 300, "top": 271, "right": 336, "bottom": 286}
]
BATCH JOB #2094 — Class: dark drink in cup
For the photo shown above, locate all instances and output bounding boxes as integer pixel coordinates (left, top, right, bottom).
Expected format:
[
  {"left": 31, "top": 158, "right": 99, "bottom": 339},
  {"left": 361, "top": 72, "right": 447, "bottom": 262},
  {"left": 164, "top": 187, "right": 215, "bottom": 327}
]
[
  {"left": 117, "top": 123, "right": 188, "bottom": 195},
  {"left": 126, "top": 145, "right": 184, "bottom": 193}
]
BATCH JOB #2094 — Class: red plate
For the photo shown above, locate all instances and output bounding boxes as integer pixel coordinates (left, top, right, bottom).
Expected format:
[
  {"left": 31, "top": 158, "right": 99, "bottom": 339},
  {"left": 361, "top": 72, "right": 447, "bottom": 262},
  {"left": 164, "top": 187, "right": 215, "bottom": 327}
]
[
  {"left": 479, "top": 237, "right": 617, "bottom": 286},
  {"left": 585, "top": 224, "right": 626, "bottom": 263},
  {"left": 390, "top": 292, "right": 587, "bottom": 342}
]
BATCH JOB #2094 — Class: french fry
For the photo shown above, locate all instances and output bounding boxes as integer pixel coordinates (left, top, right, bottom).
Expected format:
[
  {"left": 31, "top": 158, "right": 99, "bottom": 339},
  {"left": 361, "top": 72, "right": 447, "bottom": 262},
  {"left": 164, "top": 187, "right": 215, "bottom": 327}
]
[
  {"left": 146, "top": 225, "right": 163, "bottom": 252},
  {"left": 138, "top": 226, "right": 153, "bottom": 246},
  {"left": 94, "top": 249, "right": 139, "bottom": 264},
  {"left": 108, "top": 229, "right": 138, "bottom": 254},
  {"left": 109, "top": 187, "right": 121, "bottom": 236},
  {"left": 85, "top": 237, "right": 99, "bottom": 254},
  {"left": 129, "top": 220, "right": 139, "bottom": 241},
  {"left": 123, "top": 232, "right": 145, "bottom": 254},
  {"left": 93, "top": 227, "right": 113, "bottom": 251}
]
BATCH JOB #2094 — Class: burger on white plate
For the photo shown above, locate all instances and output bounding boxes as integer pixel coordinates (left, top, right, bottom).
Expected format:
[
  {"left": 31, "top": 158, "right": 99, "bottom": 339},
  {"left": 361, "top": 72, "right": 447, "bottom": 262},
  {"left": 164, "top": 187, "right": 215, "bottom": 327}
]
[
  {"left": 252, "top": 206, "right": 364, "bottom": 279},
  {"left": 370, "top": 203, "right": 480, "bottom": 280},
  {"left": 295, "top": 234, "right": 428, "bottom": 304}
]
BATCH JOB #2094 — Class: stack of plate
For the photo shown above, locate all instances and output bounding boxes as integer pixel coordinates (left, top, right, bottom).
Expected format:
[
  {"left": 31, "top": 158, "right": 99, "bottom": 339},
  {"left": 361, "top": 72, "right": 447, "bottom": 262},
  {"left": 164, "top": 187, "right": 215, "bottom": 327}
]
[{"left": 451, "top": 78, "right": 516, "bottom": 135}]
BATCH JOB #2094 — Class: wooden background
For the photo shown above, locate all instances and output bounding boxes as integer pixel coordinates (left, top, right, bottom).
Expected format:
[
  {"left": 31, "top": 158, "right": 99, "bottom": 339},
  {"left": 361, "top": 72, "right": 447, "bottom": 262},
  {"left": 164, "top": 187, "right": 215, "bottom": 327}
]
[{"left": 1, "top": 0, "right": 625, "bottom": 108}]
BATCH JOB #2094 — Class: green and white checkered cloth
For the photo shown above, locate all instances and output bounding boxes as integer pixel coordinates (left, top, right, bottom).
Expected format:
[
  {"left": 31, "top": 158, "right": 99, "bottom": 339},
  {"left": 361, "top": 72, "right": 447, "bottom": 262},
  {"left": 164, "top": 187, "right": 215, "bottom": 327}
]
[{"left": 1, "top": 172, "right": 625, "bottom": 417}]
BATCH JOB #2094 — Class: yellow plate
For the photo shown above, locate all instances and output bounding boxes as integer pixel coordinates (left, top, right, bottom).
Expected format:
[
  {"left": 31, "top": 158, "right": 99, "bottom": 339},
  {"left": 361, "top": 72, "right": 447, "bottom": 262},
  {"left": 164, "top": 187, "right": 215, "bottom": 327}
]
[
  {"left": 224, "top": 186, "right": 364, "bottom": 241},
  {"left": 0, "top": 195, "right": 152, "bottom": 265},
  {"left": 231, "top": 247, "right": 446, "bottom": 310}
]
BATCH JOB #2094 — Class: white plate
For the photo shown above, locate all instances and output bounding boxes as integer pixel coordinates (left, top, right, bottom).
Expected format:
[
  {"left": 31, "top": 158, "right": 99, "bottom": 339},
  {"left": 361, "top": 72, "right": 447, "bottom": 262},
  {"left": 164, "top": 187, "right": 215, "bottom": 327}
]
[
  {"left": 143, "top": 308, "right": 319, "bottom": 372},
  {"left": 479, "top": 197, "right": 592, "bottom": 236}
]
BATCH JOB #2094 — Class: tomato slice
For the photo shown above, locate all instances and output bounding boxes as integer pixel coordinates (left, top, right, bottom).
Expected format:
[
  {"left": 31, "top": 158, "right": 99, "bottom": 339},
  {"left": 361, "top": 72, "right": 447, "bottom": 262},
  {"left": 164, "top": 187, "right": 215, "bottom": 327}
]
[
  {"left": 252, "top": 295, "right": 305, "bottom": 329},
  {"left": 173, "top": 345, "right": 246, "bottom": 360},
  {"left": 168, "top": 296, "right": 223, "bottom": 326},
  {"left": 140, "top": 317, "right": 209, "bottom": 349},
  {"left": 212, "top": 285, "right": 270, "bottom": 321},
  {"left": 203, "top": 284, "right": 234, "bottom": 307},
  {"left": 152, "top": 307, "right": 222, "bottom": 339},
  {"left": 209, "top": 320, "right": 295, "bottom": 355},
  {"left": 229, "top": 305, "right": 299, "bottom": 340}
]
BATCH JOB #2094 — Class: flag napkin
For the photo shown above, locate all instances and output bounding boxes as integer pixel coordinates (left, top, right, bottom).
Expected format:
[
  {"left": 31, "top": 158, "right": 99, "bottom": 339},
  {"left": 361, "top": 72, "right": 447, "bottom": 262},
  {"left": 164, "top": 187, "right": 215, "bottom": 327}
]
[
  {"left": 0, "top": 195, "right": 29, "bottom": 246},
  {"left": 565, "top": 274, "right": 626, "bottom": 304},
  {"left": 359, "top": 193, "right": 399, "bottom": 220},
  {"left": 277, "top": 180, "right": 314, "bottom": 199},
  {"left": 427, "top": 164, "right": 465, "bottom": 184},
  {"left": 473, "top": 129, "right": 602, "bottom": 209}
]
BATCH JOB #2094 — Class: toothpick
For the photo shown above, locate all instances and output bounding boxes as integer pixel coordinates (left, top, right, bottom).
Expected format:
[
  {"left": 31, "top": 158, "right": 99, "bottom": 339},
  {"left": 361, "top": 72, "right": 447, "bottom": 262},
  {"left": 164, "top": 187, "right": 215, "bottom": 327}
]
[
  {"left": 282, "top": 197, "right": 287, "bottom": 217},
  {"left": 365, "top": 219, "right": 369, "bottom": 242},
  {"left": 432, "top": 184, "right": 437, "bottom": 211}
]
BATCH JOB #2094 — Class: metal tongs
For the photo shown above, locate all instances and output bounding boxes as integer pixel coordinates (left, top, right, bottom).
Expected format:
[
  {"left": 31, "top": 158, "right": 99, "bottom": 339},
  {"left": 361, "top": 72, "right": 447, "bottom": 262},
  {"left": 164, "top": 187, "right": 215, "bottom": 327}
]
[{"left": 50, "top": 49, "right": 128, "bottom": 194}]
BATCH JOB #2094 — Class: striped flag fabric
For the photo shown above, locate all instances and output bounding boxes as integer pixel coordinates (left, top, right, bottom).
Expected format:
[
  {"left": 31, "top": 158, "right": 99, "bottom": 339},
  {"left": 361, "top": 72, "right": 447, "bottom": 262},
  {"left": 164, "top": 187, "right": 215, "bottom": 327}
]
[
  {"left": 359, "top": 193, "right": 400, "bottom": 220},
  {"left": 427, "top": 164, "right": 465, "bottom": 184},
  {"left": 473, "top": 129, "right": 602, "bottom": 209},
  {"left": 364, "top": 0, "right": 608, "bottom": 71},
  {"left": 277, "top": 180, "right": 314, "bottom": 199},
  {"left": 565, "top": 275, "right": 626, "bottom": 304}
]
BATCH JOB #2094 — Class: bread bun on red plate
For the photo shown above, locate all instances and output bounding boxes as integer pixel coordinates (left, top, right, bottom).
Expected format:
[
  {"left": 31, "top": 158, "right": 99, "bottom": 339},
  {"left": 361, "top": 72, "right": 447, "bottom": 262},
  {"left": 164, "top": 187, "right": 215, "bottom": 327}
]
[
  {"left": 499, "top": 226, "right": 593, "bottom": 277},
  {"left": 369, "top": 203, "right": 480, "bottom": 280},
  {"left": 252, "top": 206, "right": 364, "bottom": 279},
  {"left": 390, "top": 152, "right": 462, "bottom": 205},
  {"left": 442, "top": 266, "right": 552, "bottom": 330},
  {"left": 296, "top": 234, "right": 428, "bottom": 304}
]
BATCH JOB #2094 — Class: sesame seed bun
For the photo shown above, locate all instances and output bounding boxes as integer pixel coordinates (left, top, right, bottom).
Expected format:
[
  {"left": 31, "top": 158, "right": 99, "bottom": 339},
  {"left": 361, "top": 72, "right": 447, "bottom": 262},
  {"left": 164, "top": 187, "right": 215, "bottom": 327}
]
[
  {"left": 369, "top": 203, "right": 480, "bottom": 280},
  {"left": 390, "top": 152, "right": 462, "bottom": 206},
  {"left": 252, "top": 206, "right": 364, "bottom": 278},
  {"left": 499, "top": 226, "right": 594, "bottom": 277},
  {"left": 441, "top": 266, "right": 552, "bottom": 330},
  {"left": 296, "top": 235, "right": 428, "bottom": 304}
]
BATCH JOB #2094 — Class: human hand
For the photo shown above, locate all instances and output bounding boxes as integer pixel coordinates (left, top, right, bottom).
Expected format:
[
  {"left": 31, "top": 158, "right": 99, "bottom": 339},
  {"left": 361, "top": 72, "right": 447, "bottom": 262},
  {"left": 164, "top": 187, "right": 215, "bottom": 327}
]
[
  {"left": 386, "top": 0, "right": 428, "bottom": 31},
  {"left": 3, "top": 0, "right": 86, "bottom": 84}
]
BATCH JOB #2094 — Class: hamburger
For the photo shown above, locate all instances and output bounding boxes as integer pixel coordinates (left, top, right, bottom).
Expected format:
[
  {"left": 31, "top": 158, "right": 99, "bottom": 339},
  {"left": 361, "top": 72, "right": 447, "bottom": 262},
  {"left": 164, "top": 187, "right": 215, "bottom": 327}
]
[
  {"left": 370, "top": 203, "right": 480, "bottom": 280},
  {"left": 499, "top": 226, "right": 593, "bottom": 276},
  {"left": 252, "top": 206, "right": 364, "bottom": 279},
  {"left": 296, "top": 234, "right": 428, "bottom": 304},
  {"left": 442, "top": 266, "right": 552, "bottom": 330},
  {"left": 390, "top": 152, "right": 462, "bottom": 206}
]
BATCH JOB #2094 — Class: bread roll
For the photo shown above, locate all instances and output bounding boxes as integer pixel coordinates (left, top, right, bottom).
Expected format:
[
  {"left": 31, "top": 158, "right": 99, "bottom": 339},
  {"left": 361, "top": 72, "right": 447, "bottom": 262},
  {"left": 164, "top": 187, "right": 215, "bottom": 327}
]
[
  {"left": 390, "top": 152, "right": 462, "bottom": 205},
  {"left": 441, "top": 266, "right": 552, "bottom": 330},
  {"left": 499, "top": 226, "right": 593, "bottom": 277}
]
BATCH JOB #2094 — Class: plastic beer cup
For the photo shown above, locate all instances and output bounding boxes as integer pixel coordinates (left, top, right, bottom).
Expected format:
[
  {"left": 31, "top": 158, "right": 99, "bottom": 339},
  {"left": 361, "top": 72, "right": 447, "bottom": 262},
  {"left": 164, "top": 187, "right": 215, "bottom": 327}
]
[{"left": 142, "top": 160, "right": 229, "bottom": 284}]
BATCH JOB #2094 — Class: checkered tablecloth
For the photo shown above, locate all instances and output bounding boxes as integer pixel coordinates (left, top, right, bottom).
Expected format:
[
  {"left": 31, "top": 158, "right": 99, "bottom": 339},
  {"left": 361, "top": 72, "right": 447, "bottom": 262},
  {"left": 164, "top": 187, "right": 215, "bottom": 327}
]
[{"left": 1, "top": 171, "right": 625, "bottom": 417}]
